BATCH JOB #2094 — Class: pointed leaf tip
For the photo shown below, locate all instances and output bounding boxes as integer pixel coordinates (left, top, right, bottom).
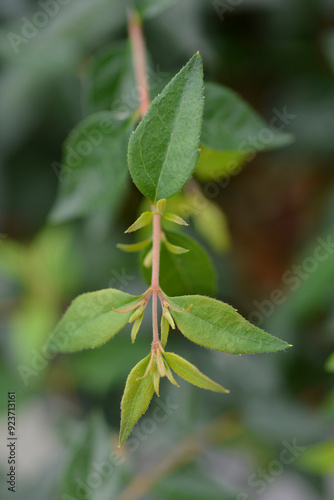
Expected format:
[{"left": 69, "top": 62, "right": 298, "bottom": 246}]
[
  {"left": 169, "top": 295, "right": 290, "bottom": 355},
  {"left": 119, "top": 355, "right": 154, "bottom": 445},
  {"left": 128, "top": 53, "right": 204, "bottom": 202},
  {"left": 164, "top": 352, "right": 229, "bottom": 393}
]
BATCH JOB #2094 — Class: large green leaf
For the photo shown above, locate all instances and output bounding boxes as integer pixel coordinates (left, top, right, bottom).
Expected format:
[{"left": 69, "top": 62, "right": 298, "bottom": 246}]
[
  {"left": 169, "top": 295, "right": 291, "bottom": 354},
  {"left": 128, "top": 53, "right": 204, "bottom": 202},
  {"left": 196, "top": 82, "right": 294, "bottom": 181},
  {"left": 119, "top": 355, "right": 155, "bottom": 445},
  {"left": 164, "top": 352, "right": 228, "bottom": 393},
  {"left": 50, "top": 112, "right": 133, "bottom": 222},
  {"left": 140, "top": 230, "right": 216, "bottom": 296},
  {"left": 48, "top": 289, "right": 140, "bottom": 352},
  {"left": 83, "top": 40, "right": 137, "bottom": 115}
]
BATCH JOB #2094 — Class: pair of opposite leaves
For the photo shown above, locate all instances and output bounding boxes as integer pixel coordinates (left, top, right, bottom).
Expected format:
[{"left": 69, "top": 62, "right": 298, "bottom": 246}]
[{"left": 48, "top": 53, "right": 290, "bottom": 444}]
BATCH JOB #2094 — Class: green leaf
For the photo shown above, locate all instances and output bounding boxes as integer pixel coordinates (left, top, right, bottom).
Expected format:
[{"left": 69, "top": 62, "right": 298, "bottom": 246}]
[
  {"left": 196, "top": 82, "right": 294, "bottom": 181},
  {"left": 296, "top": 440, "right": 334, "bottom": 474},
  {"left": 128, "top": 53, "right": 204, "bottom": 202},
  {"left": 196, "top": 146, "right": 248, "bottom": 181},
  {"left": 140, "top": 230, "right": 217, "bottom": 296},
  {"left": 163, "top": 212, "right": 188, "bottom": 226},
  {"left": 50, "top": 113, "right": 133, "bottom": 222},
  {"left": 325, "top": 352, "right": 334, "bottom": 372},
  {"left": 192, "top": 199, "right": 231, "bottom": 253},
  {"left": 164, "top": 352, "right": 229, "bottom": 393},
  {"left": 119, "top": 355, "right": 155, "bottom": 445},
  {"left": 125, "top": 211, "right": 153, "bottom": 233},
  {"left": 117, "top": 238, "right": 152, "bottom": 252},
  {"left": 136, "top": 0, "right": 182, "bottom": 19},
  {"left": 169, "top": 295, "right": 291, "bottom": 354},
  {"left": 163, "top": 240, "right": 189, "bottom": 255},
  {"left": 160, "top": 315, "right": 170, "bottom": 348},
  {"left": 83, "top": 40, "right": 137, "bottom": 115},
  {"left": 48, "top": 289, "right": 141, "bottom": 353}
]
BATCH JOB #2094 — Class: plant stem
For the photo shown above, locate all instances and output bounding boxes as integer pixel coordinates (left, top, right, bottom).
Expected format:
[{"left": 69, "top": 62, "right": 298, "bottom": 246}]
[
  {"left": 128, "top": 8, "right": 150, "bottom": 118},
  {"left": 151, "top": 212, "right": 161, "bottom": 344},
  {"left": 128, "top": 8, "right": 161, "bottom": 346}
]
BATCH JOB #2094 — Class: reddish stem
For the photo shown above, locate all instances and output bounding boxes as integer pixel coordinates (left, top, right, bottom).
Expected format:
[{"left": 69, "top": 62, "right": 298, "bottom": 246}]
[
  {"left": 128, "top": 9, "right": 150, "bottom": 118},
  {"left": 128, "top": 9, "right": 162, "bottom": 347}
]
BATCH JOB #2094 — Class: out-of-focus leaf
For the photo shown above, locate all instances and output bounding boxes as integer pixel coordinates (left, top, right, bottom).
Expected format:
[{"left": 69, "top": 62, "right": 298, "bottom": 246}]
[
  {"left": 325, "top": 351, "right": 334, "bottom": 372},
  {"left": 140, "top": 230, "right": 217, "bottom": 296},
  {"left": 69, "top": 335, "right": 149, "bottom": 395},
  {"left": 128, "top": 53, "right": 204, "bottom": 202},
  {"left": 62, "top": 412, "right": 121, "bottom": 499},
  {"left": 296, "top": 440, "right": 334, "bottom": 474},
  {"left": 154, "top": 466, "right": 233, "bottom": 500},
  {"left": 50, "top": 113, "right": 133, "bottom": 222},
  {"left": 83, "top": 40, "right": 137, "bottom": 115},
  {"left": 164, "top": 352, "right": 229, "bottom": 392},
  {"left": 196, "top": 146, "right": 248, "bottom": 181},
  {"left": 0, "top": 0, "right": 126, "bottom": 154},
  {"left": 196, "top": 82, "right": 294, "bottom": 180},
  {"left": 136, "top": 0, "right": 182, "bottom": 19},
  {"left": 119, "top": 355, "right": 155, "bottom": 445},
  {"left": 48, "top": 289, "right": 141, "bottom": 352},
  {"left": 192, "top": 198, "right": 231, "bottom": 253},
  {"left": 169, "top": 295, "right": 291, "bottom": 354},
  {"left": 322, "top": 30, "right": 334, "bottom": 76}
]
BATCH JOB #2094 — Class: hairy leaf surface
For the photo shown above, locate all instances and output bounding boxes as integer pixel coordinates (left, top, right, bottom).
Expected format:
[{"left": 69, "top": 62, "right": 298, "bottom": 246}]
[
  {"left": 128, "top": 53, "right": 204, "bottom": 202},
  {"left": 48, "top": 289, "right": 140, "bottom": 352},
  {"left": 169, "top": 295, "right": 291, "bottom": 354},
  {"left": 119, "top": 355, "right": 154, "bottom": 445},
  {"left": 164, "top": 352, "right": 228, "bottom": 392}
]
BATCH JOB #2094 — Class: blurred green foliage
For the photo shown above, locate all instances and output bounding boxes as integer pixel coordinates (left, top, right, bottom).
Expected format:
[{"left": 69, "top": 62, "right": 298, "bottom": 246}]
[{"left": 1, "top": 0, "right": 334, "bottom": 499}]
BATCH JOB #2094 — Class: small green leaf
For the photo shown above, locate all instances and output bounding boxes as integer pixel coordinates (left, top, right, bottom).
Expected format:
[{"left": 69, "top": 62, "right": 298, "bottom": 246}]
[
  {"left": 164, "top": 240, "right": 189, "bottom": 255},
  {"left": 160, "top": 315, "right": 170, "bottom": 348},
  {"left": 143, "top": 248, "right": 153, "bottom": 268},
  {"left": 128, "top": 53, "right": 204, "bottom": 202},
  {"left": 163, "top": 213, "right": 188, "bottom": 226},
  {"left": 117, "top": 238, "right": 152, "bottom": 252},
  {"left": 164, "top": 352, "right": 229, "bottom": 393},
  {"left": 169, "top": 295, "right": 291, "bottom": 354},
  {"left": 48, "top": 289, "right": 140, "bottom": 353},
  {"left": 131, "top": 316, "right": 143, "bottom": 343},
  {"left": 50, "top": 113, "right": 133, "bottom": 222},
  {"left": 163, "top": 307, "right": 175, "bottom": 329},
  {"left": 156, "top": 198, "right": 167, "bottom": 214},
  {"left": 140, "top": 230, "right": 217, "bottom": 296},
  {"left": 125, "top": 211, "right": 153, "bottom": 233},
  {"left": 119, "top": 355, "right": 155, "bottom": 445}
]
